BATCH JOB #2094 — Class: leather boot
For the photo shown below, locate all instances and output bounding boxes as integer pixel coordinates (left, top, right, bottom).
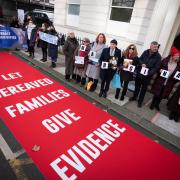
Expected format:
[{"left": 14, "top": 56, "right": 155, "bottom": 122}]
[
  {"left": 99, "top": 90, "right": 104, "bottom": 97},
  {"left": 149, "top": 96, "right": 156, "bottom": 110},
  {"left": 81, "top": 78, "right": 86, "bottom": 86},
  {"left": 76, "top": 75, "right": 81, "bottom": 83},
  {"left": 115, "top": 88, "right": 120, "bottom": 99}
]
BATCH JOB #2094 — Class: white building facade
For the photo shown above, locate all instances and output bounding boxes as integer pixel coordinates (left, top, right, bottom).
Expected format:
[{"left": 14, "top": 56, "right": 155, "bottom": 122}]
[{"left": 53, "top": 0, "right": 180, "bottom": 56}]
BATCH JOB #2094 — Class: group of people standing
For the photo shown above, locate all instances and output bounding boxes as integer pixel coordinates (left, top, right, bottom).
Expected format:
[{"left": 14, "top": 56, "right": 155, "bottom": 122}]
[
  {"left": 63, "top": 32, "right": 180, "bottom": 122},
  {"left": 9, "top": 15, "right": 61, "bottom": 68}
]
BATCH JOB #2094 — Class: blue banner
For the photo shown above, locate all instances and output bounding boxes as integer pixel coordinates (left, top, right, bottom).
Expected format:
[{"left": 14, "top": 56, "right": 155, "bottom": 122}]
[
  {"left": 0, "top": 27, "right": 27, "bottom": 49},
  {"left": 39, "top": 31, "right": 58, "bottom": 45}
]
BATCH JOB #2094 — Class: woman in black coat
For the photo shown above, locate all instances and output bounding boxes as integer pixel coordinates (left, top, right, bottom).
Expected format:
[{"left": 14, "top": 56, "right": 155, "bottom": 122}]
[
  {"left": 99, "top": 39, "right": 122, "bottom": 98},
  {"left": 150, "top": 47, "right": 180, "bottom": 111},
  {"left": 48, "top": 26, "right": 59, "bottom": 68},
  {"left": 115, "top": 44, "right": 139, "bottom": 100},
  {"left": 38, "top": 23, "right": 48, "bottom": 62},
  {"left": 167, "top": 84, "right": 180, "bottom": 122}
]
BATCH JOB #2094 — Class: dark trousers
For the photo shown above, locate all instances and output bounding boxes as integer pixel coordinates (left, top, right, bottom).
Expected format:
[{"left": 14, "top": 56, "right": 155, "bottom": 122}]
[
  {"left": 100, "top": 69, "right": 116, "bottom": 92},
  {"left": 27, "top": 39, "right": 34, "bottom": 54},
  {"left": 42, "top": 48, "right": 47, "bottom": 60},
  {"left": 151, "top": 85, "right": 165, "bottom": 107},
  {"left": 116, "top": 81, "right": 129, "bottom": 98},
  {"left": 133, "top": 76, "right": 151, "bottom": 104}
]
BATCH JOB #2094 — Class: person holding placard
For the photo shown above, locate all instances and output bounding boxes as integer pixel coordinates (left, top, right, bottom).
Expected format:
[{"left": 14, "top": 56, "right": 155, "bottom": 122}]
[
  {"left": 63, "top": 32, "right": 79, "bottom": 80},
  {"left": 86, "top": 33, "right": 107, "bottom": 91},
  {"left": 99, "top": 39, "right": 122, "bottom": 98},
  {"left": 25, "top": 20, "right": 37, "bottom": 59},
  {"left": 150, "top": 47, "right": 180, "bottom": 111},
  {"left": 38, "top": 23, "right": 48, "bottom": 62},
  {"left": 73, "top": 38, "right": 91, "bottom": 86},
  {"left": 48, "top": 26, "right": 60, "bottom": 68},
  {"left": 129, "top": 41, "right": 161, "bottom": 107},
  {"left": 167, "top": 84, "right": 180, "bottom": 122},
  {"left": 115, "top": 44, "right": 139, "bottom": 100}
]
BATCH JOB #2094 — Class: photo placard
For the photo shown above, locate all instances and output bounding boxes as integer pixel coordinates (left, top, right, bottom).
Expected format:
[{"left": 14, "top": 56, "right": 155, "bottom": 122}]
[
  {"left": 140, "top": 67, "right": 149, "bottom": 76},
  {"left": 89, "top": 51, "right": 96, "bottom": 58},
  {"left": 80, "top": 45, "right": 86, "bottom": 51},
  {"left": 75, "top": 56, "right": 84, "bottom": 64},
  {"left": 174, "top": 71, "right": 180, "bottom": 80},
  {"left": 101, "top": 61, "right": 108, "bottom": 69},
  {"left": 160, "top": 70, "right": 170, "bottom": 78},
  {"left": 127, "top": 65, "right": 136, "bottom": 73}
]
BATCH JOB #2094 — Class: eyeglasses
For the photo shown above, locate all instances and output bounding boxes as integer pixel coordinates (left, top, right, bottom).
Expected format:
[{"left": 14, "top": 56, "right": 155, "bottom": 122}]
[{"left": 129, "top": 47, "right": 134, "bottom": 50}]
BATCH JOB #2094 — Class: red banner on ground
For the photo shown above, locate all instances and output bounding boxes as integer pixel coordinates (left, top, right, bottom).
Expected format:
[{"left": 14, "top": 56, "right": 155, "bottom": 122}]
[{"left": 0, "top": 52, "right": 179, "bottom": 180}]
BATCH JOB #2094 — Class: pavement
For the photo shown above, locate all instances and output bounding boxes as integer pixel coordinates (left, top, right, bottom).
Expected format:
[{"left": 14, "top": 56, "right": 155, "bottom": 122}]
[
  {"left": 0, "top": 48, "right": 179, "bottom": 179},
  {"left": 14, "top": 47, "right": 180, "bottom": 150}
]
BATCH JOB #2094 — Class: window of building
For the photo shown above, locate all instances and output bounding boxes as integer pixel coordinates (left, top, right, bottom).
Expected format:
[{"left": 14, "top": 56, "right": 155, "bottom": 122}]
[
  {"left": 66, "top": 0, "right": 80, "bottom": 27},
  {"left": 110, "top": 0, "right": 135, "bottom": 23},
  {"left": 67, "top": 0, "right": 80, "bottom": 16}
]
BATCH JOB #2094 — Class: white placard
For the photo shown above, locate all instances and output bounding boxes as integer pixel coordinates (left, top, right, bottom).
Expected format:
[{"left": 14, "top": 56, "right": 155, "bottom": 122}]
[
  {"left": 89, "top": 51, "right": 96, "bottom": 58},
  {"left": 127, "top": 65, "right": 135, "bottom": 72},
  {"left": 101, "top": 62, "right": 108, "bottom": 69},
  {"left": 160, "top": 70, "right": 170, "bottom": 78},
  {"left": 140, "top": 67, "right": 149, "bottom": 76},
  {"left": 174, "top": 71, "right": 180, "bottom": 80},
  {"left": 75, "top": 56, "right": 84, "bottom": 64},
  {"left": 17, "top": 9, "right": 24, "bottom": 24},
  {"left": 80, "top": 45, "right": 86, "bottom": 51}
]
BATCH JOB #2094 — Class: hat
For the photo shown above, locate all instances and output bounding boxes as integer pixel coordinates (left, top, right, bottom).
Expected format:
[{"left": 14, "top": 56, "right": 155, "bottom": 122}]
[
  {"left": 171, "top": 47, "right": 180, "bottom": 56},
  {"left": 110, "top": 39, "right": 117, "bottom": 45}
]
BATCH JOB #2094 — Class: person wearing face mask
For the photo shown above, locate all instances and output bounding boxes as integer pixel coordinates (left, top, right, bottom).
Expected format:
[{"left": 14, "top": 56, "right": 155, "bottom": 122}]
[
  {"left": 63, "top": 32, "right": 79, "bottom": 81},
  {"left": 74, "top": 38, "right": 91, "bottom": 86},
  {"left": 99, "top": 39, "right": 122, "bottom": 98},
  {"left": 47, "top": 26, "right": 59, "bottom": 68},
  {"left": 150, "top": 47, "right": 180, "bottom": 111},
  {"left": 25, "top": 20, "right": 37, "bottom": 58},
  {"left": 129, "top": 41, "right": 161, "bottom": 107},
  {"left": 38, "top": 23, "right": 48, "bottom": 62}
]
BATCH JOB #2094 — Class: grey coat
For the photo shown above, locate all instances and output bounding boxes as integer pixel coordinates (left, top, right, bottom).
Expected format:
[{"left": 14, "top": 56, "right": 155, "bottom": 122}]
[{"left": 63, "top": 37, "right": 79, "bottom": 75}]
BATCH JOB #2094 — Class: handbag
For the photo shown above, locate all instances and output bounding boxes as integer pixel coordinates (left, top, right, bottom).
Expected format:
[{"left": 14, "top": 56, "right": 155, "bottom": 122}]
[
  {"left": 86, "top": 81, "right": 94, "bottom": 91},
  {"left": 112, "top": 72, "right": 121, "bottom": 89}
]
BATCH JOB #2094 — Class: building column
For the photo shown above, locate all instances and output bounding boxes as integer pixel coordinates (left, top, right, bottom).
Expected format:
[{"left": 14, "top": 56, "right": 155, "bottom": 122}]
[
  {"left": 143, "top": 0, "right": 171, "bottom": 49},
  {"left": 158, "top": 0, "right": 180, "bottom": 56}
]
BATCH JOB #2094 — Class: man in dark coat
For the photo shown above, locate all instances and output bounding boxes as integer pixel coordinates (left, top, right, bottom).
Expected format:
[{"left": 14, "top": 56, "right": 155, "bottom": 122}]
[
  {"left": 129, "top": 41, "right": 161, "bottom": 107},
  {"left": 99, "top": 39, "right": 122, "bottom": 98},
  {"left": 63, "top": 32, "right": 79, "bottom": 80}
]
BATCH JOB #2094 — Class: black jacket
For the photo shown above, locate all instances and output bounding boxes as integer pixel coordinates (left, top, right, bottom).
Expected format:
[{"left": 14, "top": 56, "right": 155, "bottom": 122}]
[
  {"left": 99, "top": 47, "right": 122, "bottom": 67},
  {"left": 137, "top": 49, "right": 161, "bottom": 77}
]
